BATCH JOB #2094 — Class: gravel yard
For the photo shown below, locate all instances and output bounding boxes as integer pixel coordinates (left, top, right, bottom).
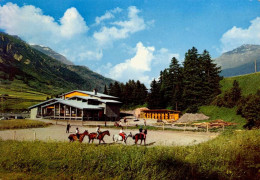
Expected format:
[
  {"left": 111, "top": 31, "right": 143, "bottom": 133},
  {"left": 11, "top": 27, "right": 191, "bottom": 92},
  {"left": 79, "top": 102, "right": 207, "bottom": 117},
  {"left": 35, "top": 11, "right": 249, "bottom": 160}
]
[{"left": 0, "top": 119, "right": 218, "bottom": 146}]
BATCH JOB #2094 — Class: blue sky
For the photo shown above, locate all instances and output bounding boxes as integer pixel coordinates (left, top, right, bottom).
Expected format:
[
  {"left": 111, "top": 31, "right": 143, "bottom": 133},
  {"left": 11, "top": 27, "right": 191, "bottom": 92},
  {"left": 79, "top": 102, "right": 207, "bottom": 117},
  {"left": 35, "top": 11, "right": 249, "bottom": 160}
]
[{"left": 1, "top": 0, "right": 260, "bottom": 86}]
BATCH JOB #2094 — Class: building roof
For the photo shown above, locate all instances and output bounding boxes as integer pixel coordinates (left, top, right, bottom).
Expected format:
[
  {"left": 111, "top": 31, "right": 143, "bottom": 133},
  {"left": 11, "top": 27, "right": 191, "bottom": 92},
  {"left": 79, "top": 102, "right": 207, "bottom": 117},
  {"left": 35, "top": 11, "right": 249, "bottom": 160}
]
[
  {"left": 68, "top": 95, "right": 121, "bottom": 103},
  {"left": 42, "top": 99, "right": 102, "bottom": 110},
  {"left": 67, "top": 96, "right": 99, "bottom": 101},
  {"left": 142, "top": 109, "right": 181, "bottom": 113},
  {"left": 63, "top": 90, "right": 118, "bottom": 99},
  {"left": 28, "top": 98, "right": 61, "bottom": 109},
  {"left": 100, "top": 99, "right": 121, "bottom": 104}
]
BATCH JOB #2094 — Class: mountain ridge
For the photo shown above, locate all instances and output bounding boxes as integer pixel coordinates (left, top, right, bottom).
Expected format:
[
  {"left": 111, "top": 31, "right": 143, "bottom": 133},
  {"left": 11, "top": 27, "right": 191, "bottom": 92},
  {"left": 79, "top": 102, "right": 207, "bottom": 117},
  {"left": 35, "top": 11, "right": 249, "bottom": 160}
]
[
  {"left": 31, "top": 45, "right": 74, "bottom": 65},
  {"left": 0, "top": 32, "right": 115, "bottom": 95},
  {"left": 215, "top": 44, "right": 260, "bottom": 77}
]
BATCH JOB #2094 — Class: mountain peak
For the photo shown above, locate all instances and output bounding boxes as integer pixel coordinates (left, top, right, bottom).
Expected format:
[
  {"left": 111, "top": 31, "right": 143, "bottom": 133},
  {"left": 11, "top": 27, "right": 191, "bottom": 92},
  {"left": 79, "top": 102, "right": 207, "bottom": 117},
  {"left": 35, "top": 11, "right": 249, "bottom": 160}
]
[
  {"left": 215, "top": 44, "right": 260, "bottom": 77},
  {"left": 224, "top": 44, "right": 260, "bottom": 55},
  {"left": 31, "top": 45, "right": 74, "bottom": 65}
]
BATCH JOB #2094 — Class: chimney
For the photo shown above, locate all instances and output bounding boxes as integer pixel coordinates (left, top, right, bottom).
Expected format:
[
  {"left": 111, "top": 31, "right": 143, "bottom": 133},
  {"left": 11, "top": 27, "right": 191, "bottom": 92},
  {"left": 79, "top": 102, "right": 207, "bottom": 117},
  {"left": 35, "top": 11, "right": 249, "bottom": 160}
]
[{"left": 93, "top": 88, "right": 97, "bottom": 95}]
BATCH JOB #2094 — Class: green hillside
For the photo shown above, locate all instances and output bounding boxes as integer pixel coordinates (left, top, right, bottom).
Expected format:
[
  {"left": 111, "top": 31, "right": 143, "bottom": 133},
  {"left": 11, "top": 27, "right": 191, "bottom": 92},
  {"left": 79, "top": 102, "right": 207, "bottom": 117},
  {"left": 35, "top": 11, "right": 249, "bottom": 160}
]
[
  {"left": 0, "top": 32, "right": 115, "bottom": 112},
  {"left": 0, "top": 32, "right": 114, "bottom": 94},
  {"left": 199, "top": 72, "right": 260, "bottom": 129},
  {"left": 0, "top": 79, "right": 49, "bottom": 112},
  {"left": 220, "top": 72, "right": 260, "bottom": 95}
]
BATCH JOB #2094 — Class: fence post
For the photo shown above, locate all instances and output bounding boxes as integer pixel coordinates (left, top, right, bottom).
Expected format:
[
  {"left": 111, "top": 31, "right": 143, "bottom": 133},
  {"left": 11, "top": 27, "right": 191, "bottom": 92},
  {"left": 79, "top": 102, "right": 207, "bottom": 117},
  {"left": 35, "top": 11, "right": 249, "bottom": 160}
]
[
  {"left": 34, "top": 131, "right": 36, "bottom": 141},
  {"left": 206, "top": 124, "right": 209, "bottom": 133},
  {"left": 184, "top": 123, "right": 186, "bottom": 132},
  {"left": 163, "top": 123, "right": 164, "bottom": 131},
  {"left": 13, "top": 131, "right": 16, "bottom": 140},
  {"left": 222, "top": 125, "right": 225, "bottom": 131}
]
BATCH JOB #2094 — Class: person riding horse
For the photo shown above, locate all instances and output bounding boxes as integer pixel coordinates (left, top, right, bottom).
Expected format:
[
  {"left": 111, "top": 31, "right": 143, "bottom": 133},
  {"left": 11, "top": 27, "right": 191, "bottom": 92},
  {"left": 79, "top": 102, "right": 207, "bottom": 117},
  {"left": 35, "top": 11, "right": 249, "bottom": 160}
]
[
  {"left": 76, "top": 127, "right": 80, "bottom": 139},
  {"left": 96, "top": 125, "right": 101, "bottom": 139},
  {"left": 119, "top": 128, "right": 126, "bottom": 141},
  {"left": 133, "top": 128, "right": 148, "bottom": 145}
]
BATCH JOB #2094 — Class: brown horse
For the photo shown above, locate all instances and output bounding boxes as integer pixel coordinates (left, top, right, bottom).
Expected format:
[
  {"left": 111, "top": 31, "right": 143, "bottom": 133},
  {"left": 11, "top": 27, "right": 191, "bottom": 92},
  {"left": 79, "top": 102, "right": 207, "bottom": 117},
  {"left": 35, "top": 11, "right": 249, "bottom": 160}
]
[
  {"left": 68, "top": 130, "right": 89, "bottom": 143},
  {"left": 133, "top": 130, "right": 147, "bottom": 145},
  {"left": 88, "top": 130, "right": 110, "bottom": 144}
]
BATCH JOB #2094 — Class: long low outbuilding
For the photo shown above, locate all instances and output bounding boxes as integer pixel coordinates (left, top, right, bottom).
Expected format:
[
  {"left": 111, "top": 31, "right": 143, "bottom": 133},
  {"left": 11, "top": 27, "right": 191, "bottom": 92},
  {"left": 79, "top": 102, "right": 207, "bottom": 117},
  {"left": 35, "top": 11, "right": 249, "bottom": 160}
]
[
  {"left": 140, "top": 109, "right": 180, "bottom": 121},
  {"left": 29, "top": 90, "right": 121, "bottom": 121}
]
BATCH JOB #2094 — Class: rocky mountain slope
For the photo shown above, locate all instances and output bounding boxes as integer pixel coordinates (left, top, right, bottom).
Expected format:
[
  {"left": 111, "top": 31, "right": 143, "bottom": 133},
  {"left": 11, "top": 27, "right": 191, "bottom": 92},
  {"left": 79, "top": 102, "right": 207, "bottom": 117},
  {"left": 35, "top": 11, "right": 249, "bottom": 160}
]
[
  {"left": 215, "top": 44, "right": 260, "bottom": 77},
  {"left": 31, "top": 45, "right": 74, "bottom": 65},
  {"left": 0, "top": 32, "right": 114, "bottom": 95}
]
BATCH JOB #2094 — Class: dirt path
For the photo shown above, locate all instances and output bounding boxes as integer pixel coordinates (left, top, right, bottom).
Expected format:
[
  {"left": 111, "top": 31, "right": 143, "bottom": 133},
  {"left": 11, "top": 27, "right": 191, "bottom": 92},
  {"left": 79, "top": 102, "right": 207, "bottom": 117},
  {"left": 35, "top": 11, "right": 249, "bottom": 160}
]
[{"left": 0, "top": 122, "right": 218, "bottom": 146}]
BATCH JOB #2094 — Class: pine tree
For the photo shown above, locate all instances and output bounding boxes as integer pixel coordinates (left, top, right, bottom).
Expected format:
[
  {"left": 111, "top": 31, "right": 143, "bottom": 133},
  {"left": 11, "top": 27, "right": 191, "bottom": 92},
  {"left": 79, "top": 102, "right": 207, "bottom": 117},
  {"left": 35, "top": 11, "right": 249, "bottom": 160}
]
[
  {"left": 147, "top": 79, "right": 162, "bottom": 109},
  {"left": 103, "top": 85, "right": 108, "bottom": 94},
  {"left": 230, "top": 80, "right": 241, "bottom": 105},
  {"left": 182, "top": 47, "right": 203, "bottom": 110},
  {"left": 200, "top": 50, "right": 222, "bottom": 104},
  {"left": 133, "top": 80, "right": 147, "bottom": 105},
  {"left": 168, "top": 57, "right": 183, "bottom": 110},
  {"left": 159, "top": 70, "right": 169, "bottom": 108},
  {"left": 109, "top": 82, "right": 121, "bottom": 98}
]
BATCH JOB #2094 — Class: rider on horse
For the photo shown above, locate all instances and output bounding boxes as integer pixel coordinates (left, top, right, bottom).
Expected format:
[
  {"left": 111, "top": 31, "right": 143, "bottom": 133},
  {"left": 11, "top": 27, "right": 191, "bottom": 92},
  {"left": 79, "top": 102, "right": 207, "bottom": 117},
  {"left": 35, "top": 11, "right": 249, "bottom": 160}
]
[
  {"left": 139, "top": 127, "right": 146, "bottom": 138},
  {"left": 76, "top": 127, "right": 80, "bottom": 139},
  {"left": 96, "top": 125, "right": 101, "bottom": 139},
  {"left": 119, "top": 128, "right": 126, "bottom": 141}
]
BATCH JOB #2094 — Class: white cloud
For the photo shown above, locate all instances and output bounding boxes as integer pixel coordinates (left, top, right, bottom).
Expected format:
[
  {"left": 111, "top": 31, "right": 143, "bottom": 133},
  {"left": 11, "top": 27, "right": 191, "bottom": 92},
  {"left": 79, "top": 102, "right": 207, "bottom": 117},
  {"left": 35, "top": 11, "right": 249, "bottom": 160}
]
[
  {"left": 0, "top": 3, "right": 148, "bottom": 63},
  {"left": 60, "top": 7, "right": 88, "bottom": 38},
  {"left": 0, "top": 3, "right": 59, "bottom": 41},
  {"left": 107, "top": 42, "right": 154, "bottom": 86},
  {"left": 104, "top": 42, "right": 179, "bottom": 87},
  {"left": 95, "top": 7, "right": 122, "bottom": 24},
  {"left": 93, "top": 6, "right": 146, "bottom": 46},
  {"left": 221, "top": 17, "right": 260, "bottom": 52}
]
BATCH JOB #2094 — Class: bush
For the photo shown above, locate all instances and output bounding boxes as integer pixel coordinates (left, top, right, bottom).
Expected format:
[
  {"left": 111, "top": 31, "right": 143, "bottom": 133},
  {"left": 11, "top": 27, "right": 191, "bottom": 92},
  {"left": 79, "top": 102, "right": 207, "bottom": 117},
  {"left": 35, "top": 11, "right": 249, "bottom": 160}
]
[
  {"left": 240, "top": 95, "right": 260, "bottom": 129},
  {"left": 186, "top": 105, "right": 198, "bottom": 113}
]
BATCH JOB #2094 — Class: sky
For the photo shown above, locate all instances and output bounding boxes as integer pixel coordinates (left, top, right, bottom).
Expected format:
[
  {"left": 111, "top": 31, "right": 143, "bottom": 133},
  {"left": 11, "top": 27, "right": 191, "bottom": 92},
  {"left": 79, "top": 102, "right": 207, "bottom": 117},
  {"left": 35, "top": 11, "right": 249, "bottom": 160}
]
[{"left": 0, "top": 0, "right": 260, "bottom": 87}]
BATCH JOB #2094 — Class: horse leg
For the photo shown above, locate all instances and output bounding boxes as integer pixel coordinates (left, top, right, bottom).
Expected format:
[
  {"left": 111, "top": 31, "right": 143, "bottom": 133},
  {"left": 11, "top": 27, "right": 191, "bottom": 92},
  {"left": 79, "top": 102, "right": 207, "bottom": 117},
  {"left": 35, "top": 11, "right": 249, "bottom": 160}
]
[
  {"left": 144, "top": 138, "right": 146, "bottom": 145},
  {"left": 140, "top": 139, "right": 143, "bottom": 145}
]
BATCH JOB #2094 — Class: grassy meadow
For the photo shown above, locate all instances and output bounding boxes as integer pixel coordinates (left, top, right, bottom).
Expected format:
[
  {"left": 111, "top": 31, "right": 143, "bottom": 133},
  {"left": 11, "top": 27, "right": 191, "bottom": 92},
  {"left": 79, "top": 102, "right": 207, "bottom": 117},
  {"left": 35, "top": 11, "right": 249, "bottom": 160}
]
[
  {"left": 0, "top": 119, "right": 51, "bottom": 130},
  {"left": 0, "top": 130, "right": 259, "bottom": 179},
  {"left": 0, "top": 79, "right": 50, "bottom": 112},
  {"left": 199, "top": 106, "right": 247, "bottom": 129},
  {"left": 220, "top": 72, "right": 260, "bottom": 96}
]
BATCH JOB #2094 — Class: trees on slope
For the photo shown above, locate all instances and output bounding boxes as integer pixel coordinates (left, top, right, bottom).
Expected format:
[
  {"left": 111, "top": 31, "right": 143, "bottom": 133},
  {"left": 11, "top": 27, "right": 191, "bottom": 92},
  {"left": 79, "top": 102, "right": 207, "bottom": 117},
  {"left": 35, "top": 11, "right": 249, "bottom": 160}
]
[{"left": 147, "top": 47, "right": 222, "bottom": 112}]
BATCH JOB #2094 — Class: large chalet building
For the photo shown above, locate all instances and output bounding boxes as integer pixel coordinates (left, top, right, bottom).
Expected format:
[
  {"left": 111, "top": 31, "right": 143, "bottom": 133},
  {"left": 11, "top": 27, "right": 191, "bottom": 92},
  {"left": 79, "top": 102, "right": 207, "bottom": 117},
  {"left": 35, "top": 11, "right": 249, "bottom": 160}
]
[{"left": 29, "top": 90, "right": 121, "bottom": 121}]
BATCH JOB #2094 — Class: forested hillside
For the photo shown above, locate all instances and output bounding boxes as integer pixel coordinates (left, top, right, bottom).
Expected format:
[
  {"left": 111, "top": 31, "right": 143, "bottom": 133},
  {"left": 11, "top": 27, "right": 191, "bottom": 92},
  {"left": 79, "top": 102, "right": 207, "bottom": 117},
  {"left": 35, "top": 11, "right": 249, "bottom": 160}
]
[
  {"left": 0, "top": 32, "right": 115, "bottom": 112},
  {"left": 0, "top": 32, "right": 114, "bottom": 95}
]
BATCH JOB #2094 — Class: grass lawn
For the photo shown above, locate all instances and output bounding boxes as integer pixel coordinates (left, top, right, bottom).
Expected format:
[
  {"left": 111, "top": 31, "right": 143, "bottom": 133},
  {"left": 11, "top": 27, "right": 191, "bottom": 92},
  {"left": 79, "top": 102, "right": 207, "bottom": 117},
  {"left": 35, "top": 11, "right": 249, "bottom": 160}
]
[
  {"left": 220, "top": 72, "right": 260, "bottom": 96},
  {"left": 0, "top": 130, "right": 259, "bottom": 179},
  {"left": 199, "top": 105, "right": 247, "bottom": 130},
  {"left": 0, "top": 119, "right": 51, "bottom": 130},
  {"left": 0, "top": 79, "right": 50, "bottom": 112}
]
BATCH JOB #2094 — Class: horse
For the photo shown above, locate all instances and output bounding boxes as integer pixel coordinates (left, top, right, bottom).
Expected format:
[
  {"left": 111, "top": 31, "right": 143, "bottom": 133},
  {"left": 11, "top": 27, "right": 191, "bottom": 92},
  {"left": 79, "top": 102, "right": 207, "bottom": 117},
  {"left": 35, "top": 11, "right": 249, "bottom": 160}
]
[
  {"left": 113, "top": 132, "right": 132, "bottom": 144},
  {"left": 88, "top": 130, "right": 110, "bottom": 144},
  {"left": 114, "top": 121, "right": 122, "bottom": 127},
  {"left": 133, "top": 130, "right": 147, "bottom": 145},
  {"left": 68, "top": 130, "right": 89, "bottom": 143}
]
